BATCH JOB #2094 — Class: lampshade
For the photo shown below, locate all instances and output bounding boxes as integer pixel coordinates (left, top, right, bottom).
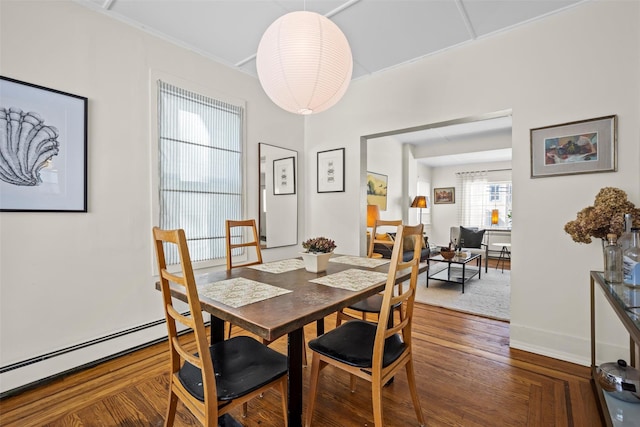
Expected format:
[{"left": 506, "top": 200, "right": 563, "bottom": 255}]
[
  {"left": 367, "top": 204, "right": 380, "bottom": 227},
  {"left": 411, "top": 196, "right": 428, "bottom": 209},
  {"left": 491, "top": 209, "right": 500, "bottom": 225},
  {"left": 256, "top": 11, "right": 353, "bottom": 115}
]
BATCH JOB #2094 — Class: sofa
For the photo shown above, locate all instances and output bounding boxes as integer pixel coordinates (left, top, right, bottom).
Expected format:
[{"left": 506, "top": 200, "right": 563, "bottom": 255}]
[{"left": 372, "top": 232, "right": 431, "bottom": 262}]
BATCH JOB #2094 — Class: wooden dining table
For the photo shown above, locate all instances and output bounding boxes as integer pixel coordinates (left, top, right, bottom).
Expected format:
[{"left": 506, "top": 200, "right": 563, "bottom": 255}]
[{"left": 156, "top": 255, "right": 427, "bottom": 427}]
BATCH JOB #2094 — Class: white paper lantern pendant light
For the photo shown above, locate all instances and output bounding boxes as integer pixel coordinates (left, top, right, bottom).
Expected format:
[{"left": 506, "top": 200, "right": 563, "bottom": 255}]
[{"left": 256, "top": 11, "right": 353, "bottom": 115}]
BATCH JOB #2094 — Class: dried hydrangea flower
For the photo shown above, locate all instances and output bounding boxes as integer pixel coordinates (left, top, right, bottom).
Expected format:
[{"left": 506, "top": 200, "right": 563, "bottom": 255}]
[{"left": 564, "top": 187, "right": 640, "bottom": 244}]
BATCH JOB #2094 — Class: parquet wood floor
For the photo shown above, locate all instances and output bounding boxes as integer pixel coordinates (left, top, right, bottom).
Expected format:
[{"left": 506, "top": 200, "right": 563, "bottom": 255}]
[{"left": 0, "top": 261, "right": 601, "bottom": 426}]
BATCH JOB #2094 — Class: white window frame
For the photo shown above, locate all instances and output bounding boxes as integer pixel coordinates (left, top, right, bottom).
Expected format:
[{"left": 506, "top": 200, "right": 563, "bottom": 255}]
[
  {"left": 150, "top": 71, "right": 247, "bottom": 270},
  {"left": 457, "top": 170, "right": 512, "bottom": 229}
]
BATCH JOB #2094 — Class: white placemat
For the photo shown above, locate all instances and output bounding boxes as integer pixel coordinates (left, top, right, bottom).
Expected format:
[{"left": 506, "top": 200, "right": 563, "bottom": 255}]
[
  {"left": 248, "top": 258, "right": 305, "bottom": 273},
  {"left": 330, "top": 255, "right": 390, "bottom": 268},
  {"left": 199, "top": 277, "right": 291, "bottom": 308},
  {"left": 310, "top": 269, "right": 388, "bottom": 291}
]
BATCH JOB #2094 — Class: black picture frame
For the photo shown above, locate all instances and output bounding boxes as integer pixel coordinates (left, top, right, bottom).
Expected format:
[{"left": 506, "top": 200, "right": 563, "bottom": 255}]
[
  {"left": 273, "top": 156, "right": 296, "bottom": 195},
  {"left": 317, "top": 148, "right": 345, "bottom": 193},
  {"left": 0, "top": 76, "right": 88, "bottom": 212}
]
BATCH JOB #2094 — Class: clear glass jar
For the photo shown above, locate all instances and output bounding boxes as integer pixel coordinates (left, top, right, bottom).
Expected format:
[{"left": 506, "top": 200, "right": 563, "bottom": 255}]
[
  {"left": 618, "top": 213, "right": 634, "bottom": 254},
  {"left": 604, "top": 233, "right": 623, "bottom": 284},
  {"left": 622, "top": 228, "right": 640, "bottom": 287}
]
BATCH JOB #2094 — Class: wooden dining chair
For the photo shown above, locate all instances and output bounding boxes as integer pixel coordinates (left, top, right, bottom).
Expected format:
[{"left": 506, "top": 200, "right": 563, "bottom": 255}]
[
  {"left": 225, "top": 219, "right": 263, "bottom": 270},
  {"left": 225, "top": 219, "right": 307, "bottom": 365},
  {"left": 152, "top": 227, "right": 288, "bottom": 427},
  {"left": 336, "top": 219, "right": 403, "bottom": 326},
  {"left": 225, "top": 219, "right": 263, "bottom": 339},
  {"left": 305, "top": 224, "right": 426, "bottom": 427}
]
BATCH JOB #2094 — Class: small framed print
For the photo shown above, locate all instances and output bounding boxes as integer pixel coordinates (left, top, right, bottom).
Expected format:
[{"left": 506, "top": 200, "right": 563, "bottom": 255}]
[
  {"left": 0, "top": 76, "right": 88, "bottom": 212},
  {"left": 317, "top": 148, "right": 345, "bottom": 193},
  {"left": 434, "top": 187, "right": 455, "bottom": 204},
  {"left": 530, "top": 115, "right": 616, "bottom": 178},
  {"left": 273, "top": 156, "right": 296, "bottom": 195}
]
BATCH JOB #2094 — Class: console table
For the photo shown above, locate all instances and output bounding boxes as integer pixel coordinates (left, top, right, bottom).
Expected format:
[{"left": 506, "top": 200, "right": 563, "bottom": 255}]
[{"left": 590, "top": 271, "right": 640, "bottom": 426}]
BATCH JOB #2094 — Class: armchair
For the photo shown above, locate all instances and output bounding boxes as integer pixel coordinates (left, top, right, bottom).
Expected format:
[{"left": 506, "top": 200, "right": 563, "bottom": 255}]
[{"left": 449, "top": 226, "right": 489, "bottom": 272}]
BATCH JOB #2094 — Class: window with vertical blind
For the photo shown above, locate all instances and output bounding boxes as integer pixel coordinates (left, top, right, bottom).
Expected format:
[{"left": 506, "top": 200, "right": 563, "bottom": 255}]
[
  {"left": 158, "top": 81, "right": 244, "bottom": 264},
  {"left": 456, "top": 169, "right": 512, "bottom": 229}
]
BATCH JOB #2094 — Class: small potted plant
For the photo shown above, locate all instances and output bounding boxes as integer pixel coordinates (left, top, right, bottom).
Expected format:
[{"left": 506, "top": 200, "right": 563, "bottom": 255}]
[{"left": 301, "top": 237, "right": 336, "bottom": 273}]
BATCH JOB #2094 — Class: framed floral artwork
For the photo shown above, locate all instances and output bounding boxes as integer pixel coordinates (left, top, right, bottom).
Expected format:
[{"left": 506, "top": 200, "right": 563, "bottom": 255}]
[{"left": 434, "top": 187, "right": 455, "bottom": 204}]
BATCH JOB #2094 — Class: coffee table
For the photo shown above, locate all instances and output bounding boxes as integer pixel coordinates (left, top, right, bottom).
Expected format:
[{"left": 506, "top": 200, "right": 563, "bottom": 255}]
[{"left": 427, "top": 253, "right": 481, "bottom": 293}]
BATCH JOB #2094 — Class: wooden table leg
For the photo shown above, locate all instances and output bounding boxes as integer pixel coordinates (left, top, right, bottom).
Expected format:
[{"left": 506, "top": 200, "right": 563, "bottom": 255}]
[
  {"left": 316, "top": 318, "right": 324, "bottom": 336},
  {"left": 288, "top": 328, "right": 304, "bottom": 427}
]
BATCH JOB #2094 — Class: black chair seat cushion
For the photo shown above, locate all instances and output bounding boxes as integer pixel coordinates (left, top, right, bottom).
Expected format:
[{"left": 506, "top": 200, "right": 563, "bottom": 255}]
[
  {"left": 348, "top": 293, "right": 402, "bottom": 314},
  {"left": 179, "top": 335, "right": 288, "bottom": 402},
  {"left": 308, "top": 320, "right": 406, "bottom": 368}
]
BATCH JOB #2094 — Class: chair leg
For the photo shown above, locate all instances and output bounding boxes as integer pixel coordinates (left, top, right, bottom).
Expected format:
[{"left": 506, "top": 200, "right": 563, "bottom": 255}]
[
  {"left": 279, "top": 377, "right": 288, "bottom": 427},
  {"left": 350, "top": 374, "right": 357, "bottom": 392},
  {"left": 302, "top": 330, "right": 308, "bottom": 367},
  {"left": 164, "top": 390, "right": 179, "bottom": 427},
  {"left": 371, "top": 375, "right": 384, "bottom": 427},
  {"left": 242, "top": 402, "right": 248, "bottom": 418},
  {"left": 405, "top": 359, "right": 426, "bottom": 427},
  {"left": 305, "top": 356, "right": 323, "bottom": 427}
]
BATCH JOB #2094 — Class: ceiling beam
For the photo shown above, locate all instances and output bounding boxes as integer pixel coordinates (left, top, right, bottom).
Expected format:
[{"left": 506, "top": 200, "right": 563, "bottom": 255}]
[{"left": 455, "top": 0, "right": 476, "bottom": 39}]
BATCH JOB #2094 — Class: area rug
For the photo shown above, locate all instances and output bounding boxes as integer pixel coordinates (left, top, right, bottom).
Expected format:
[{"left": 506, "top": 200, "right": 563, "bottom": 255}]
[{"left": 414, "top": 266, "right": 510, "bottom": 321}]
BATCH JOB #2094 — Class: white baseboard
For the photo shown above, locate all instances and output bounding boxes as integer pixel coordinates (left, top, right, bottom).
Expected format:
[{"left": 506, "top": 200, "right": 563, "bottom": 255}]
[
  {"left": 0, "top": 322, "right": 169, "bottom": 395},
  {"left": 510, "top": 322, "right": 629, "bottom": 367}
]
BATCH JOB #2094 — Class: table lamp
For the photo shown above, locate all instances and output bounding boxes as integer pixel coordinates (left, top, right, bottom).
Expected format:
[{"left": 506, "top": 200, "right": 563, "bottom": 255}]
[
  {"left": 491, "top": 209, "right": 499, "bottom": 226},
  {"left": 367, "top": 204, "right": 380, "bottom": 228}
]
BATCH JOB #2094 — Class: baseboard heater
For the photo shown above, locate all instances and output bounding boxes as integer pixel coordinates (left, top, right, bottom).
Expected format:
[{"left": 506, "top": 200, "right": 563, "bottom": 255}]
[{"left": 0, "top": 312, "right": 198, "bottom": 399}]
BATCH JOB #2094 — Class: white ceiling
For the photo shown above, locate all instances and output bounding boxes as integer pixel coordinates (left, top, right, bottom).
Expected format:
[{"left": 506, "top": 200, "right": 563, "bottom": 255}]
[
  {"left": 77, "top": 0, "right": 584, "bottom": 81},
  {"left": 397, "top": 115, "right": 513, "bottom": 167},
  {"left": 75, "top": 0, "right": 582, "bottom": 166}
]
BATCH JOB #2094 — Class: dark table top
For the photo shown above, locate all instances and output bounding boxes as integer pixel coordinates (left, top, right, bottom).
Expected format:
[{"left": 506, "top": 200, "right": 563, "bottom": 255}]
[{"left": 157, "top": 256, "right": 426, "bottom": 341}]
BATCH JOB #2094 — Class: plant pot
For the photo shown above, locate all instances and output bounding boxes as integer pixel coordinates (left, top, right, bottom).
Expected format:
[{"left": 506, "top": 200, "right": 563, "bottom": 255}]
[{"left": 300, "top": 251, "right": 333, "bottom": 273}]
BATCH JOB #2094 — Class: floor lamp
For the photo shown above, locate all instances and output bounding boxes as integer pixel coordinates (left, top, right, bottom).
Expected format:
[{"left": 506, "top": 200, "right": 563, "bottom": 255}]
[{"left": 410, "top": 196, "right": 428, "bottom": 226}]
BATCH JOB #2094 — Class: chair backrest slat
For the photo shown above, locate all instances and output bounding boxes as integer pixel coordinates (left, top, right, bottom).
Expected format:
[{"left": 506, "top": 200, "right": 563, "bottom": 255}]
[
  {"left": 372, "top": 223, "right": 423, "bottom": 371},
  {"left": 368, "top": 219, "right": 402, "bottom": 258}
]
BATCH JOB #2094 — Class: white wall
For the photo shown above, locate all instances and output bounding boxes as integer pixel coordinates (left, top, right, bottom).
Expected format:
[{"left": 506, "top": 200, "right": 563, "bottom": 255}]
[
  {"left": 305, "top": 0, "right": 639, "bottom": 366},
  {"left": 0, "top": 1, "right": 304, "bottom": 392},
  {"left": 367, "top": 137, "right": 405, "bottom": 223}
]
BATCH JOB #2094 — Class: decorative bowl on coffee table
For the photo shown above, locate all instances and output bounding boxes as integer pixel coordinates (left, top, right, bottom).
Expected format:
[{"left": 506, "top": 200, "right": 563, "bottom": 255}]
[{"left": 440, "top": 250, "right": 455, "bottom": 260}]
